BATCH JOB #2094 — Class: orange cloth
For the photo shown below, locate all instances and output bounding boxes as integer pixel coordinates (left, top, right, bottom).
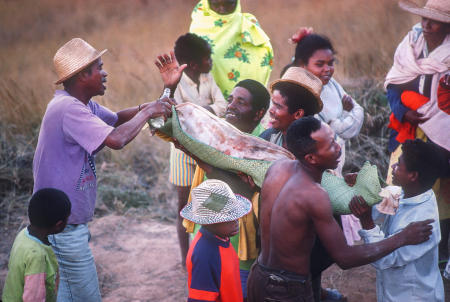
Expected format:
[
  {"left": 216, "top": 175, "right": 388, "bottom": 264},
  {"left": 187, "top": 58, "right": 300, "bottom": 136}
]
[
  {"left": 437, "top": 77, "right": 450, "bottom": 115},
  {"left": 388, "top": 90, "right": 429, "bottom": 144}
]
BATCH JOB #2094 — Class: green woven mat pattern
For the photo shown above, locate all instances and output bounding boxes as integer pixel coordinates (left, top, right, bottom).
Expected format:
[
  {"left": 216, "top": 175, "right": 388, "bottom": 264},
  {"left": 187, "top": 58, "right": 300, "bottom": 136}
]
[{"left": 321, "top": 161, "right": 382, "bottom": 215}]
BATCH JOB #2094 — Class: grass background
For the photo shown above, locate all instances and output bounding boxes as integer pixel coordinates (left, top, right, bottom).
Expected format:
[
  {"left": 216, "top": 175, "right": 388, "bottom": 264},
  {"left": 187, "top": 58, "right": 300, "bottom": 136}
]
[{"left": 0, "top": 0, "right": 420, "bottom": 225}]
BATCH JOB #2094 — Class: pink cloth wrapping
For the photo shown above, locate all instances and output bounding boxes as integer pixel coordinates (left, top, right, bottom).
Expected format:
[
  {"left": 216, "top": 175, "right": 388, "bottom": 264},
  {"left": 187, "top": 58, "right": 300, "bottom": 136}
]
[
  {"left": 385, "top": 24, "right": 450, "bottom": 151},
  {"left": 341, "top": 214, "right": 362, "bottom": 245}
]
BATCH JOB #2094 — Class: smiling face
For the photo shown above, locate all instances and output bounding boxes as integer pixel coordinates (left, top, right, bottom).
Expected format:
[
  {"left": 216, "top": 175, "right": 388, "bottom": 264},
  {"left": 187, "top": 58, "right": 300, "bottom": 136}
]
[
  {"left": 225, "top": 86, "right": 257, "bottom": 130},
  {"left": 309, "top": 123, "right": 341, "bottom": 170},
  {"left": 303, "top": 49, "right": 334, "bottom": 85},
  {"left": 269, "top": 90, "right": 298, "bottom": 133},
  {"left": 83, "top": 58, "right": 107, "bottom": 96}
]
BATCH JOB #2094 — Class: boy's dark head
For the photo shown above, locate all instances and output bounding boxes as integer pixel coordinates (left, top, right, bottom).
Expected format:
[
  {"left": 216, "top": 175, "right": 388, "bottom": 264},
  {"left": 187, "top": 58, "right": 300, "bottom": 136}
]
[
  {"left": 174, "top": 33, "right": 212, "bottom": 73},
  {"left": 393, "top": 139, "right": 447, "bottom": 191},
  {"left": 287, "top": 116, "right": 341, "bottom": 170},
  {"left": 28, "top": 188, "right": 71, "bottom": 234}
]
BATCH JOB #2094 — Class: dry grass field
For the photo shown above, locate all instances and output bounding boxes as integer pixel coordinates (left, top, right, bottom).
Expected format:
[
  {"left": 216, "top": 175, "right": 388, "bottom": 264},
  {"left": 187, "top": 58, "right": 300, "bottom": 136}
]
[{"left": 3, "top": 0, "right": 444, "bottom": 300}]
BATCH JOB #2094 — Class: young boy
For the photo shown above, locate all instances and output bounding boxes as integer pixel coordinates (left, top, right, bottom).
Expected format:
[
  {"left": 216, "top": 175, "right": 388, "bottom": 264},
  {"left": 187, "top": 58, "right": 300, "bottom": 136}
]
[
  {"left": 180, "top": 179, "right": 252, "bottom": 302},
  {"left": 169, "top": 32, "right": 228, "bottom": 267},
  {"left": 350, "top": 139, "right": 446, "bottom": 302},
  {"left": 2, "top": 188, "right": 71, "bottom": 302}
]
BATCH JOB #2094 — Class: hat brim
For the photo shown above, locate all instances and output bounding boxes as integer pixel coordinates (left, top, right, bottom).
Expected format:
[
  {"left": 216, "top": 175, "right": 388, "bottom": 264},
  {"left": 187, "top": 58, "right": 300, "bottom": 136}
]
[
  {"left": 54, "top": 49, "right": 108, "bottom": 84},
  {"left": 180, "top": 194, "right": 252, "bottom": 225},
  {"left": 399, "top": 0, "right": 450, "bottom": 23},
  {"left": 270, "top": 79, "right": 324, "bottom": 114}
]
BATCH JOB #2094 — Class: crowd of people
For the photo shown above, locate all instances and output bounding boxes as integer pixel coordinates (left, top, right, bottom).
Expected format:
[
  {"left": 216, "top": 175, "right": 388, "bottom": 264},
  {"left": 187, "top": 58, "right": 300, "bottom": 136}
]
[{"left": 2, "top": 0, "right": 449, "bottom": 301}]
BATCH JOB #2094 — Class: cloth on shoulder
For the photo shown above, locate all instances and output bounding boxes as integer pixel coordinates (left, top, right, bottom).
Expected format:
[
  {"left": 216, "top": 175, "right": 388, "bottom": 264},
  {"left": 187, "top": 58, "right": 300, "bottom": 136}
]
[{"left": 384, "top": 23, "right": 450, "bottom": 151}]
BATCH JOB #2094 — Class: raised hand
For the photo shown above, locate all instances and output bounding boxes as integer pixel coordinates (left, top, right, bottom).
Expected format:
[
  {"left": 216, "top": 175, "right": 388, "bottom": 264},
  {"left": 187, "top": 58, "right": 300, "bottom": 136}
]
[
  {"left": 154, "top": 51, "right": 187, "bottom": 92},
  {"left": 401, "top": 219, "right": 434, "bottom": 246}
]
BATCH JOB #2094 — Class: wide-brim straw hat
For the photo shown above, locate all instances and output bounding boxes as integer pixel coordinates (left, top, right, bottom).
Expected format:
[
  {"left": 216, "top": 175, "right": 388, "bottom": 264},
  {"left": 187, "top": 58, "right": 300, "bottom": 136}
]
[
  {"left": 180, "top": 179, "right": 252, "bottom": 225},
  {"left": 270, "top": 67, "right": 323, "bottom": 114},
  {"left": 53, "top": 38, "right": 107, "bottom": 84},
  {"left": 399, "top": 0, "right": 450, "bottom": 23}
]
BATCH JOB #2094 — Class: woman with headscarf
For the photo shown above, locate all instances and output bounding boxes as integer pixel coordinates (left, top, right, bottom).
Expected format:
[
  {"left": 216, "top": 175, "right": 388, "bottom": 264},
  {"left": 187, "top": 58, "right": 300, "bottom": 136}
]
[
  {"left": 384, "top": 0, "right": 450, "bottom": 265},
  {"left": 189, "top": 0, "right": 274, "bottom": 98}
]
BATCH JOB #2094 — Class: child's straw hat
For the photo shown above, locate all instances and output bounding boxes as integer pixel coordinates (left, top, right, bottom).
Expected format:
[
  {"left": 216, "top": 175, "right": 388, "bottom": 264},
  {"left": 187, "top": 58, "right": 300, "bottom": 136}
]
[
  {"left": 180, "top": 179, "right": 252, "bottom": 225},
  {"left": 53, "top": 38, "right": 107, "bottom": 84}
]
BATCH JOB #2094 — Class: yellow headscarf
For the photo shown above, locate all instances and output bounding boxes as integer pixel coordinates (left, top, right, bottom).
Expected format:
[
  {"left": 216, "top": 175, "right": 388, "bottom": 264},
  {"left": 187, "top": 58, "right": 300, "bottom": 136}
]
[{"left": 190, "top": 0, "right": 274, "bottom": 97}]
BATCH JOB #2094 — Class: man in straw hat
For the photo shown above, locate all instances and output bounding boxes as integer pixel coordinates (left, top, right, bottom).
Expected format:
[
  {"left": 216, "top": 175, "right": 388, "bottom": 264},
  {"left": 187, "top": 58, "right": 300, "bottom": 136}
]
[
  {"left": 385, "top": 0, "right": 450, "bottom": 268},
  {"left": 259, "top": 66, "right": 323, "bottom": 149},
  {"left": 247, "top": 116, "right": 435, "bottom": 302},
  {"left": 180, "top": 179, "right": 252, "bottom": 302},
  {"left": 33, "top": 38, "right": 184, "bottom": 301},
  {"left": 259, "top": 67, "right": 339, "bottom": 301}
]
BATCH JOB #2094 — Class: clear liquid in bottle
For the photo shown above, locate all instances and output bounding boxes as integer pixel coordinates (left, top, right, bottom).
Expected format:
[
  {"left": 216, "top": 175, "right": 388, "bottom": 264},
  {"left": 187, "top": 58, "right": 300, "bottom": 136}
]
[{"left": 149, "top": 88, "right": 171, "bottom": 129}]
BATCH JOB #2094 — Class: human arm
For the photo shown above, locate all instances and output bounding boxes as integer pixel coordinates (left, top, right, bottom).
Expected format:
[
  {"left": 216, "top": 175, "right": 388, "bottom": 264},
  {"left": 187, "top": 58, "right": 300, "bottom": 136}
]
[
  {"left": 354, "top": 195, "right": 440, "bottom": 270},
  {"left": 310, "top": 189, "right": 433, "bottom": 269},
  {"left": 327, "top": 81, "right": 364, "bottom": 139},
  {"left": 154, "top": 51, "right": 187, "bottom": 97},
  {"left": 349, "top": 195, "right": 375, "bottom": 229},
  {"left": 387, "top": 84, "right": 428, "bottom": 126},
  {"left": 23, "top": 274, "right": 46, "bottom": 302},
  {"left": 113, "top": 101, "right": 167, "bottom": 127},
  {"left": 104, "top": 98, "right": 175, "bottom": 150}
]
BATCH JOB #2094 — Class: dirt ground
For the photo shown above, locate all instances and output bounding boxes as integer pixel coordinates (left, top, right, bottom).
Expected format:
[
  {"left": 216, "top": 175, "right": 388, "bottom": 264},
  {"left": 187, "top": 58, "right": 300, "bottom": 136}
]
[
  {"left": 90, "top": 215, "right": 378, "bottom": 302},
  {"left": 2, "top": 214, "right": 450, "bottom": 301}
]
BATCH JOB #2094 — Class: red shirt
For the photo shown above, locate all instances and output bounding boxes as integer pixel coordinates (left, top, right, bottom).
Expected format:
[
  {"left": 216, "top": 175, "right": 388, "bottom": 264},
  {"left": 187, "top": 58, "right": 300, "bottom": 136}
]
[{"left": 186, "top": 227, "right": 242, "bottom": 302}]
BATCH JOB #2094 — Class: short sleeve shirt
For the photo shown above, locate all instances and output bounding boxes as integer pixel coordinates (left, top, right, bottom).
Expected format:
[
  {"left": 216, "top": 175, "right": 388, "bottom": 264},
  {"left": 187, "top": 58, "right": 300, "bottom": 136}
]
[
  {"left": 2, "top": 228, "right": 59, "bottom": 302},
  {"left": 186, "top": 227, "right": 242, "bottom": 302},
  {"left": 33, "top": 90, "right": 118, "bottom": 224}
]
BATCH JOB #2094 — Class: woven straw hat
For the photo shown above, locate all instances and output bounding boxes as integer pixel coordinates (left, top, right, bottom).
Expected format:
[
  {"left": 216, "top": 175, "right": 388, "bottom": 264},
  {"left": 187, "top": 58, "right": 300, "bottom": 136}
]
[
  {"left": 399, "top": 0, "right": 450, "bottom": 23},
  {"left": 53, "top": 38, "right": 107, "bottom": 84},
  {"left": 270, "top": 67, "right": 323, "bottom": 114},
  {"left": 180, "top": 179, "right": 252, "bottom": 225}
]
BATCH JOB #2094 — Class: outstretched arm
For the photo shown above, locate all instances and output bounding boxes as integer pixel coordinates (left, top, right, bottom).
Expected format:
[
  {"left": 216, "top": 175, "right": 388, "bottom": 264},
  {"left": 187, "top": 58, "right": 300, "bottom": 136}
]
[
  {"left": 311, "top": 191, "right": 433, "bottom": 269},
  {"left": 104, "top": 97, "right": 175, "bottom": 150},
  {"left": 351, "top": 195, "right": 440, "bottom": 270}
]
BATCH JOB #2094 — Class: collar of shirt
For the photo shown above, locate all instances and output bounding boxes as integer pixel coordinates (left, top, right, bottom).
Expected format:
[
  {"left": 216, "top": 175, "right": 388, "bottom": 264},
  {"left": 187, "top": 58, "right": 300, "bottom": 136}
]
[
  {"left": 199, "top": 226, "right": 230, "bottom": 248},
  {"left": 400, "top": 189, "right": 434, "bottom": 206},
  {"left": 180, "top": 72, "right": 210, "bottom": 89}
]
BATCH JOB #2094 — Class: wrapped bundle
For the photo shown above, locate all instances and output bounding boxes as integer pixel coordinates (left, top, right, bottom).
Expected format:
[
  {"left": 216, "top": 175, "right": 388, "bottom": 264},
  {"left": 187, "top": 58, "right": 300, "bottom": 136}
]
[
  {"left": 321, "top": 161, "right": 383, "bottom": 214},
  {"left": 153, "top": 102, "right": 295, "bottom": 187}
]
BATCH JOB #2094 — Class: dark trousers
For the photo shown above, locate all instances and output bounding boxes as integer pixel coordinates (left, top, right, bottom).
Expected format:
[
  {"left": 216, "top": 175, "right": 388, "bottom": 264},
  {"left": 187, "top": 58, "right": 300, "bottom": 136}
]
[{"left": 247, "top": 262, "right": 314, "bottom": 302}]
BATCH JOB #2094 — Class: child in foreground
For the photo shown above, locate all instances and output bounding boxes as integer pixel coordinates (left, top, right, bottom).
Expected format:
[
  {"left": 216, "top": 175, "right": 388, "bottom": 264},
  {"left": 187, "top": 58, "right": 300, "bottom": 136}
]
[
  {"left": 180, "top": 179, "right": 252, "bottom": 302},
  {"left": 2, "top": 188, "right": 71, "bottom": 302},
  {"left": 350, "top": 139, "right": 446, "bottom": 302}
]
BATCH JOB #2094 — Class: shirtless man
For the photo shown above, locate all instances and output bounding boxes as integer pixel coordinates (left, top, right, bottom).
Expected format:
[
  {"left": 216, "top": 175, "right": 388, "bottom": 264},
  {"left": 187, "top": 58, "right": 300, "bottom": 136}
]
[{"left": 247, "top": 116, "right": 434, "bottom": 302}]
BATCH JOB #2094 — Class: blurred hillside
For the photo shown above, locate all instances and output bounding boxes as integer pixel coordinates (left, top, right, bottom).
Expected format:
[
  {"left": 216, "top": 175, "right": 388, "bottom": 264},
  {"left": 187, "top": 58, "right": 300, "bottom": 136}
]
[{"left": 0, "top": 0, "right": 420, "bottom": 222}]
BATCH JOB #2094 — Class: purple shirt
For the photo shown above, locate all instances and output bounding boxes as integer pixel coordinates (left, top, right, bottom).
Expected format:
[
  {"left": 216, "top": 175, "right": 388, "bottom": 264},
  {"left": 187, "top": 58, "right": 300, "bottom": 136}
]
[{"left": 33, "top": 90, "right": 118, "bottom": 224}]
